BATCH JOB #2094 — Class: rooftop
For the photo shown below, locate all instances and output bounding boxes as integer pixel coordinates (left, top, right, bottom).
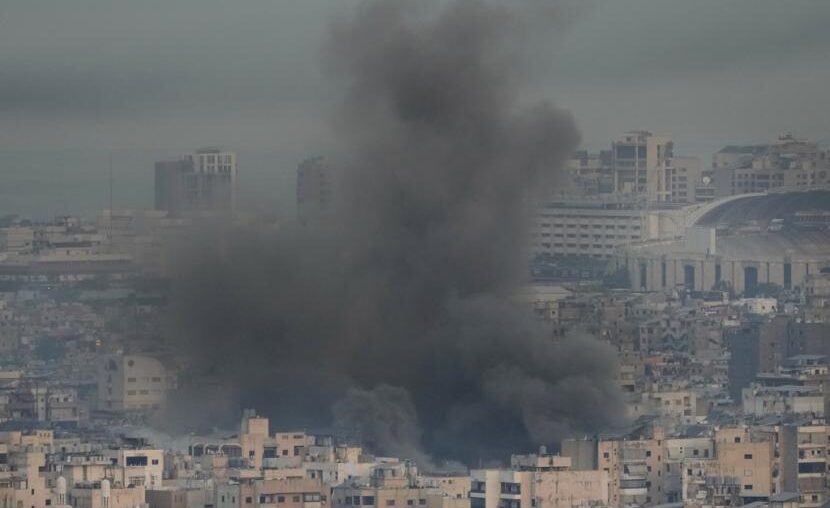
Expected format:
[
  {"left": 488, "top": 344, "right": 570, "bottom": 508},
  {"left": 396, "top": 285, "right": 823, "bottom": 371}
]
[{"left": 695, "top": 190, "right": 830, "bottom": 227}]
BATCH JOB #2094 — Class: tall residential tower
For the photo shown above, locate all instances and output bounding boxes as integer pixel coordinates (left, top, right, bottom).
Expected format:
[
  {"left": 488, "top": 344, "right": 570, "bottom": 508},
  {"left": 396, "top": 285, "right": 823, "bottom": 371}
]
[{"left": 154, "top": 148, "right": 237, "bottom": 214}]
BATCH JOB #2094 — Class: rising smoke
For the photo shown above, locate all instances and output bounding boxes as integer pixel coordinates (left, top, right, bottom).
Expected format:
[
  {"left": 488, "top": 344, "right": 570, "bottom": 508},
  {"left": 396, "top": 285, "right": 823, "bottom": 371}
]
[{"left": 166, "top": 0, "right": 624, "bottom": 466}]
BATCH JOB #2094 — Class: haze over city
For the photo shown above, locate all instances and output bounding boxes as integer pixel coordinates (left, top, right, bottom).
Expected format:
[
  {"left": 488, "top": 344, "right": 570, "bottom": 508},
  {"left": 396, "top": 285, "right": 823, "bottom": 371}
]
[
  {"left": 1, "top": 2, "right": 830, "bottom": 508},
  {"left": 2, "top": 1, "right": 830, "bottom": 218}
]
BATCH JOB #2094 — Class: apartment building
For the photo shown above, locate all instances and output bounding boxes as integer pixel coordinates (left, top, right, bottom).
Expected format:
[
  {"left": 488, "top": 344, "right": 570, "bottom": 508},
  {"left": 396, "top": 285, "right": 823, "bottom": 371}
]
[
  {"left": 531, "top": 196, "right": 647, "bottom": 260},
  {"left": 598, "top": 426, "right": 665, "bottom": 507},
  {"left": 69, "top": 480, "right": 146, "bottom": 508},
  {"left": 97, "top": 354, "right": 175, "bottom": 412},
  {"left": 219, "top": 477, "right": 326, "bottom": 508},
  {"left": 712, "top": 134, "right": 830, "bottom": 198},
  {"left": 794, "top": 423, "right": 829, "bottom": 507},
  {"left": 155, "top": 148, "right": 237, "bottom": 213},
  {"left": 471, "top": 452, "right": 609, "bottom": 508}
]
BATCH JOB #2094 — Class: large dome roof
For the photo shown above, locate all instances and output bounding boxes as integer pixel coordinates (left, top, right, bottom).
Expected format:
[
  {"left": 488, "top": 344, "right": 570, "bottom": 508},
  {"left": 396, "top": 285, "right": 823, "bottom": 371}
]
[{"left": 695, "top": 190, "right": 830, "bottom": 227}]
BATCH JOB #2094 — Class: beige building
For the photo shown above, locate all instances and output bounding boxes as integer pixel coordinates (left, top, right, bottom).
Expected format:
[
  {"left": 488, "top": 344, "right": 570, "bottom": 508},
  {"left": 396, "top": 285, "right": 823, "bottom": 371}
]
[
  {"left": 98, "top": 354, "right": 175, "bottom": 411},
  {"left": 472, "top": 453, "right": 608, "bottom": 508},
  {"left": 107, "top": 448, "right": 164, "bottom": 489},
  {"left": 145, "top": 483, "right": 214, "bottom": 508},
  {"left": 598, "top": 427, "right": 665, "bottom": 507},
  {"left": 0, "top": 449, "right": 54, "bottom": 508},
  {"left": 712, "top": 134, "right": 830, "bottom": 198},
  {"left": 69, "top": 480, "right": 146, "bottom": 508},
  {"left": 612, "top": 131, "right": 676, "bottom": 202},
  {"left": 682, "top": 427, "right": 781, "bottom": 504},
  {"left": 333, "top": 463, "right": 466, "bottom": 508},
  {"left": 0, "top": 226, "right": 34, "bottom": 253},
  {"left": 218, "top": 477, "right": 325, "bottom": 508}
]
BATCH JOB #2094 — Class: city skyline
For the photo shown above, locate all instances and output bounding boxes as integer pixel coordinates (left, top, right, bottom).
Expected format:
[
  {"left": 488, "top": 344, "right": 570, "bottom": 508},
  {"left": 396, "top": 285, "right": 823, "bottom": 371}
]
[{"left": 2, "top": 1, "right": 830, "bottom": 507}]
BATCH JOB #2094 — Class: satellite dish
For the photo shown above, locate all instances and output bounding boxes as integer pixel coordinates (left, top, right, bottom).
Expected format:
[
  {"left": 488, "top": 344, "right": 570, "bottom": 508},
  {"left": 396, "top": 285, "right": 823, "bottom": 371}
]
[{"left": 702, "top": 176, "right": 712, "bottom": 185}]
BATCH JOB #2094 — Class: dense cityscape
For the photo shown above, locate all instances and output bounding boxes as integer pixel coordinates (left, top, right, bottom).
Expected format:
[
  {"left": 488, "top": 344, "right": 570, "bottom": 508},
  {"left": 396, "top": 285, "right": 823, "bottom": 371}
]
[
  {"left": 3, "top": 1, "right": 830, "bottom": 508},
  {"left": 1, "top": 131, "right": 830, "bottom": 508}
]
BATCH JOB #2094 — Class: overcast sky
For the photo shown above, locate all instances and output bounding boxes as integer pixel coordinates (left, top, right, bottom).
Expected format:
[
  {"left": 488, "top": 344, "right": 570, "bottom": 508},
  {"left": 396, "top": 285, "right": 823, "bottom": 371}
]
[{"left": 2, "top": 0, "right": 830, "bottom": 217}]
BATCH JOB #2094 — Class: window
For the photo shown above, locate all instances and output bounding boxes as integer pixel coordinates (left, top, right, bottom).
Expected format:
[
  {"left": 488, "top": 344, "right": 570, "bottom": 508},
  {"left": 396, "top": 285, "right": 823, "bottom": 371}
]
[
  {"left": 500, "top": 483, "right": 521, "bottom": 495},
  {"left": 387, "top": 501, "right": 396, "bottom": 506},
  {"left": 362, "top": 497, "right": 375, "bottom": 506},
  {"left": 278, "top": 496, "right": 285, "bottom": 503},
  {"left": 126, "top": 456, "right": 148, "bottom": 467},
  {"left": 151, "top": 459, "right": 159, "bottom": 465},
  {"left": 744, "top": 485, "right": 753, "bottom": 491},
  {"left": 246, "top": 497, "right": 253, "bottom": 504},
  {"left": 419, "top": 500, "right": 427, "bottom": 506},
  {"left": 744, "top": 454, "right": 753, "bottom": 460},
  {"left": 294, "top": 496, "right": 302, "bottom": 503},
  {"left": 407, "top": 501, "right": 415, "bottom": 506}
]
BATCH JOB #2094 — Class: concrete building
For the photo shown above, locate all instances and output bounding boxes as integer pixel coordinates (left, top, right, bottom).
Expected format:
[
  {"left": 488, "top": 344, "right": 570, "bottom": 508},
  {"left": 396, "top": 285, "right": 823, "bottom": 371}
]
[
  {"left": 619, "top": 190, "right": 830, "bottom": 295},
  {"left": 793, "top": 423, "right": 829, "bottom": 508},
  {"left": 598, "top": 426, "right": 665, "bottom": 507},
  {"left": 106, "top": 448, "right": 164, "bottom": 489},
  {"left": 218, "top": 477, "right": 325, "bottom": 508},
  {"left": 0, "top": 227, "right": 34, "bottom": 254},
  {"left": 145, "top": 483, "right": 214, "bottom": 508},
  {"left": 97, "top": 354, "right": 175, "bottom": 412},
  {"left": 471, "top": 453, "right": 608, "bottom": 508},
  {"left": 566, "top": 150, "right": 613, "bottom": 195},
  {"left": 69, "top": 480, "right": 146, "bottom": 508},
  {"left": 712, "top": 134, "right": 830, "bottom": 198},
  {"left": 611, "top": 131, "right": 703, "bottom": 203},
  {"left": 742, "top": 385, "right": 824, "bottom": 418},
  {"left": 612, "top": 131, "right": 674, "bottom": 201},
  {"left": 155, "top": 148, "right": 237, "bottom": 213},
  {"left": 805, "top": 273, "right": 830, "bottom": 309},
  {"left": 531, "top": 195, "right": 648, "bottom": 260}
]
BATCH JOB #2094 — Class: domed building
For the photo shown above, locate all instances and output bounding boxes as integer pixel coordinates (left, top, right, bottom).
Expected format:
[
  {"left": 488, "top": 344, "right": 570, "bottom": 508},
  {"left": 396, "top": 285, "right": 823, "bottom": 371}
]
[{"left": 616, "top": 190, "right": 830, "bottom": 295}]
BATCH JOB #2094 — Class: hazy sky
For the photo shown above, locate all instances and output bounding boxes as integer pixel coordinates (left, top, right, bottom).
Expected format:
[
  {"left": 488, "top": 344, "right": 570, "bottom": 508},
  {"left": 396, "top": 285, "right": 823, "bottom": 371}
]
[{"left": 2, "top": 0, "right": 830, "bottom": 218}]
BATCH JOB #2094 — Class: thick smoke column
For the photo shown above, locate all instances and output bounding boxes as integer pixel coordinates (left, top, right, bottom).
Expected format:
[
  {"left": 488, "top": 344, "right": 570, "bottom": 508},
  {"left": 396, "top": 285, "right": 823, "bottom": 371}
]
[{"left": 167, "top": 0, "right": 624, "bottom": 465}]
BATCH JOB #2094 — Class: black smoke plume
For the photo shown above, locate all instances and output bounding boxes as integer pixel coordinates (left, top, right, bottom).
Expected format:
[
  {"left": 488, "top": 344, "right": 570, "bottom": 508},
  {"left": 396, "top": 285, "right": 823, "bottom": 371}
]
[{"left": 166, "top": 0, "right": 623, "bottom": 466}]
